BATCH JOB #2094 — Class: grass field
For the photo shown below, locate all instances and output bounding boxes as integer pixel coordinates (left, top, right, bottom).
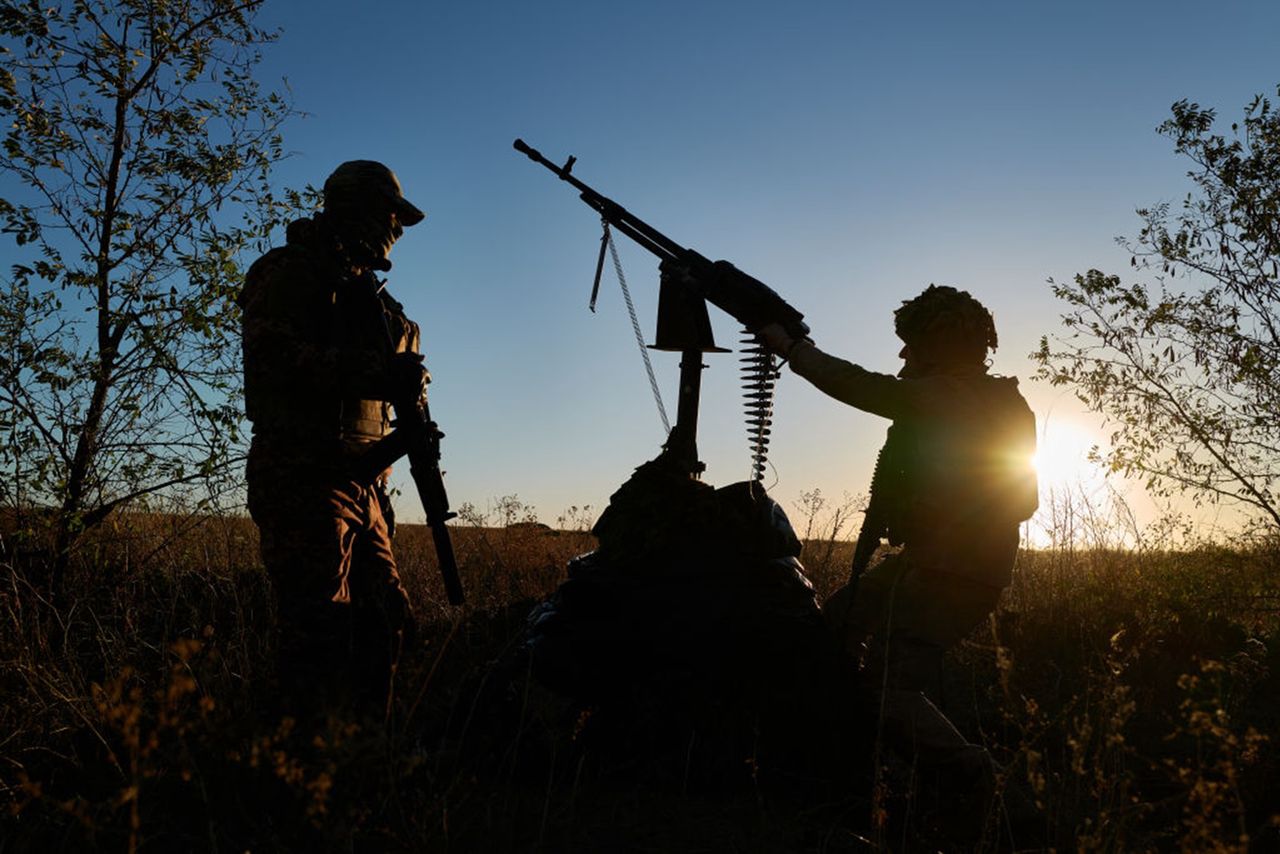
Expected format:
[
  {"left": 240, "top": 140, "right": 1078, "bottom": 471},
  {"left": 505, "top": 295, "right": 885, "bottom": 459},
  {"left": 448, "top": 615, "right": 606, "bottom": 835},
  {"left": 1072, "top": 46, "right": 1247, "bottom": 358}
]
[{"left": 1, "top": 499, "right": 1277, "bottom": 852}]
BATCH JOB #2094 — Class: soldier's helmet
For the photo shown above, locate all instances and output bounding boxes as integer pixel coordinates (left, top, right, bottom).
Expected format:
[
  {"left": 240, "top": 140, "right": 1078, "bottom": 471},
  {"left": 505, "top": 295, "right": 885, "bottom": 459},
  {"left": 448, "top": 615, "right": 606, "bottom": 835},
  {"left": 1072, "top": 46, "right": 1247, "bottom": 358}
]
[
  {"left": 323, "top": 160, "right": 425, "bottom": 226},
  {"left": 894, "top": 285, "right": 997, "bottom": 365}
]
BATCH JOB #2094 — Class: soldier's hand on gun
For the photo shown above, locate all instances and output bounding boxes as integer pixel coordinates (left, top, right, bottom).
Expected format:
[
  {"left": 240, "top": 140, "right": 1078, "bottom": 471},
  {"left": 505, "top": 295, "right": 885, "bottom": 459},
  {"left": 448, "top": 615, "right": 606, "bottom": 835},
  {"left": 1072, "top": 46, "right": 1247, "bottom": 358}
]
[
  {"left": 758, "top": 322, "right": 808, "bottom": 359},
  {"left": 388, "top": 351, "right": 431, "bottom": 404}
]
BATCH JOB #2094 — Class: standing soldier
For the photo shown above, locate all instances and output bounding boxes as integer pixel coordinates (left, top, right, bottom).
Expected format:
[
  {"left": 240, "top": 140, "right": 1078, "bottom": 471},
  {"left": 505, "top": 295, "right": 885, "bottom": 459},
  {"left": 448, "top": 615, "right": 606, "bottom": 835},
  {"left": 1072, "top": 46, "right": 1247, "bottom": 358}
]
[
  {"left": 238, "top": 161, "right": 430, "bottom": 717},
  {"left": 760, "top": 285, "right": 1040, "bottom": 832}
]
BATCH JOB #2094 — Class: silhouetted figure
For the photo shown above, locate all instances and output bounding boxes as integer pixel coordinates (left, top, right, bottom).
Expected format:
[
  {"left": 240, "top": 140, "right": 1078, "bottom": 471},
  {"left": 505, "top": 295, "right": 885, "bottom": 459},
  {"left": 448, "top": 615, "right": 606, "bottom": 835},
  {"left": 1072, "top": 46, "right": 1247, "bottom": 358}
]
[
  {"left": 238, "top": 161, "right": 429, "bottom": 717},
  {"left": 761, "top": 286, "right": 1040, "bottom": 836},
  {"left": 523, "top": 447, "right": 864, "bottom": 792}
]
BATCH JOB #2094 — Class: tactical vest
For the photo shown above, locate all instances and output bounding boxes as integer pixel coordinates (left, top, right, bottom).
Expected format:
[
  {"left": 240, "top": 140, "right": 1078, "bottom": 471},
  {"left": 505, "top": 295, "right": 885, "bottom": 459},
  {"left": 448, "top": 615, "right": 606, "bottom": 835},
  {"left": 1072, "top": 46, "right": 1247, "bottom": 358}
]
[
  {"left": 240, "top": 225, "right": 420, "bottom": 450},
  {"left": 853, "top": 375, "right": 1038, "bottom": 586},
  {"left": 332, "top": 274, "right": 420, "bottom": 448}
]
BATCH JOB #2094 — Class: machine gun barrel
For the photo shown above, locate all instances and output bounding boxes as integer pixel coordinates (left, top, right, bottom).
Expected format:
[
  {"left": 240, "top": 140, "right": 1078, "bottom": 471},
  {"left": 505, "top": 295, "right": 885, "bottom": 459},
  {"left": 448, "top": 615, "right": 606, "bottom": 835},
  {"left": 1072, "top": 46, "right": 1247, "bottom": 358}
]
[
  {"left": 513, "top": 138, "right": 809, "bottom": 340},
  {"left": 513, "top": 138, "right": 687, "bottom": 263}
]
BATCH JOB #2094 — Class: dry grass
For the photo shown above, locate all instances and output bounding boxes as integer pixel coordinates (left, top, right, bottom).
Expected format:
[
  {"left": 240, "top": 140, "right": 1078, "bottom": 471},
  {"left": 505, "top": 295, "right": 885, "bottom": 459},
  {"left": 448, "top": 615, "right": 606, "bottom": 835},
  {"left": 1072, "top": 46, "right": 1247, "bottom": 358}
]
[{"left": 1, "top": 498, "right": 1277, "bottom": 852}]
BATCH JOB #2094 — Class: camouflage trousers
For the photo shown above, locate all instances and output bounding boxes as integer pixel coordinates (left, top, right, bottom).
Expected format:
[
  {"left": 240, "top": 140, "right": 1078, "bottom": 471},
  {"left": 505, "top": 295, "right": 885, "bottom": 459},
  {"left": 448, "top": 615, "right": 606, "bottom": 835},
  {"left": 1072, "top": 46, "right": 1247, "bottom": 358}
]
[
  {"left": 247, "top": 443, "right": 412, "bottom": 717},
  {"left": 826, "top": 551, "right": 1003, "bottom": 771}
]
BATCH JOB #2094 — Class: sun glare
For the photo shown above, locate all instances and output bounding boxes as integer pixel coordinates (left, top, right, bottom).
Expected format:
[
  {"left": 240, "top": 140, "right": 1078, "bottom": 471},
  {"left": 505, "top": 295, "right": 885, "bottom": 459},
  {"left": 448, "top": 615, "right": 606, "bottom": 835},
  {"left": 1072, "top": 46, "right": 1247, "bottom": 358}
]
[{"left": 1032, "top": 420, "right": 1107, "bottom": 493}]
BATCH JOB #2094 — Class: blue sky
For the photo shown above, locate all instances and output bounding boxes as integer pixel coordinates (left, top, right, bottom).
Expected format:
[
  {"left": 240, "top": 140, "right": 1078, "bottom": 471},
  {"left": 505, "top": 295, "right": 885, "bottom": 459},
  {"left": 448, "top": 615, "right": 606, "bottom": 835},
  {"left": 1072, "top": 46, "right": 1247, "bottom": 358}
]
[{"left": 250, "top": 0, "right": 1280, "bottom": 533}]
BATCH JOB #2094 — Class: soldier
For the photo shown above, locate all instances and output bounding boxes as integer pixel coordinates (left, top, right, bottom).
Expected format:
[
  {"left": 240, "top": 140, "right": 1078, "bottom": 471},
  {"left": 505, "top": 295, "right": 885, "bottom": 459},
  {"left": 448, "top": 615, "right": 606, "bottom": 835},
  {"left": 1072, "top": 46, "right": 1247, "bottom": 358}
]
[
  {"left": 238, "top": 160, "right": 430, "bottom": 717},
  {"left": 760, "top": 285, "right": 1040, "bottom": 833}
]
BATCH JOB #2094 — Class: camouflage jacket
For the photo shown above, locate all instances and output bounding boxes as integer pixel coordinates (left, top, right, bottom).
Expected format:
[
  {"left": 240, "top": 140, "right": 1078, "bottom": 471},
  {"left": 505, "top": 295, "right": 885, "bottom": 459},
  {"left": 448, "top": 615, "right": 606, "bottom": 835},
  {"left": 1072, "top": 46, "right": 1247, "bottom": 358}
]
[
  {"left": 238, "top": 216, "right": 420, "bottom": 462},
  {"left": 789, "top": 341, "right": 1038, "bottom": 587}
]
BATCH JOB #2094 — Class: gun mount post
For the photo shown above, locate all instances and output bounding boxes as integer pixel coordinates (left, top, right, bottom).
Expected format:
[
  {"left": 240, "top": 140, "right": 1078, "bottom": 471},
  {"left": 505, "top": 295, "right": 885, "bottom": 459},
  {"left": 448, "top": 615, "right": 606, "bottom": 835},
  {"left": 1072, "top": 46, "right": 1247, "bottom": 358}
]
[{"left": 665, "top": 350, "right": 704, "bottom": 476}]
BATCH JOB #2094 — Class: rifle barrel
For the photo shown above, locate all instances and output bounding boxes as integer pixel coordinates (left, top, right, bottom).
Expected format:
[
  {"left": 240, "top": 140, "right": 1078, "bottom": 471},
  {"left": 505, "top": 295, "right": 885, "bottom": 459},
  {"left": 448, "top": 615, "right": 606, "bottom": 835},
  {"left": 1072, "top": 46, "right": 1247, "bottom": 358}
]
[
  {"left": 429, "top": 517, "right": 464, "bottom": 606},
  {"left": 408, "top": 397, "right": 465, "bottom": 606}
]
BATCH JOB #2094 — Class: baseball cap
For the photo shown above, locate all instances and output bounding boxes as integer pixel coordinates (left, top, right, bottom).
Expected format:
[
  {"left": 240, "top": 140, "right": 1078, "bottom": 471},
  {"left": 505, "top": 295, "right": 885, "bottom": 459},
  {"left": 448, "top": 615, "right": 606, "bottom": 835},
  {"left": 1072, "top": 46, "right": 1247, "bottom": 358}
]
[{"left": 323, "top": 160, "right": 425, "bottom": 226}]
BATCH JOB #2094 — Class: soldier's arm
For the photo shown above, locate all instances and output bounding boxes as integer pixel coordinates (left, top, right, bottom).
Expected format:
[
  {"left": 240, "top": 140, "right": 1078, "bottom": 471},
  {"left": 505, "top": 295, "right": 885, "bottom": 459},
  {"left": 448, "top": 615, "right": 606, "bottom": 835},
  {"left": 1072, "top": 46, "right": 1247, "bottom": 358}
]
[{"left": 786, "top": 340, "right": 936, "bottom": 420}]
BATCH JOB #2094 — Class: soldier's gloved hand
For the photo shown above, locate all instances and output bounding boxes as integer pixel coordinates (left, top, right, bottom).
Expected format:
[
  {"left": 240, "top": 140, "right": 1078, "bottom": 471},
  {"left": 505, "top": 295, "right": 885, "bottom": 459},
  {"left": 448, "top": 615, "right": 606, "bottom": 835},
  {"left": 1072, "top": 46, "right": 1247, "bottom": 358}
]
[
  {"left": 388, "top": 351, "right": 431, "bottom": 403},
  {"left": 758, "top": 322, "right": 811, "bottom": 359}
]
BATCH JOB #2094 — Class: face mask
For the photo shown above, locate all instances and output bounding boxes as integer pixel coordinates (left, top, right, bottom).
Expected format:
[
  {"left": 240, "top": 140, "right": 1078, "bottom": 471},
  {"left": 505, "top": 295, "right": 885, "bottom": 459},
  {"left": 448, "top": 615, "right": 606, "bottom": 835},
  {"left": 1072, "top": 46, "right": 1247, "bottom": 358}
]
[{"left": 328, "top": 204, "right": 403, "bottom": 270}]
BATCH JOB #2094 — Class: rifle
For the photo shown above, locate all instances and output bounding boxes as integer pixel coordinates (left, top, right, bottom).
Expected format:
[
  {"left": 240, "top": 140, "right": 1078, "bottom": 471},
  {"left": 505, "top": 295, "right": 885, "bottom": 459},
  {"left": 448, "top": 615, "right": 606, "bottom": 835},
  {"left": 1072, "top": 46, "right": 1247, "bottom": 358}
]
[
  {"left": 356, "top": 284, "right": 465, "bottom": 606},
  {"left": 394, "top": 390, "right": 465, "bottom": 606},
  {"left": 354, "top": 402, "right": 463, "bottom": 606}
]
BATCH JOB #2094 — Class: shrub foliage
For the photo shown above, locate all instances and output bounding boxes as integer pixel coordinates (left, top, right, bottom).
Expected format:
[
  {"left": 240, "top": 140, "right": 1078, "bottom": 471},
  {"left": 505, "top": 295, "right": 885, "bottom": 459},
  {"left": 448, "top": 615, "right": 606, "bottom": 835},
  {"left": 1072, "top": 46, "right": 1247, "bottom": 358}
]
[{"left": 1037, "top": 87, "right": 1280, "bottom": 529}]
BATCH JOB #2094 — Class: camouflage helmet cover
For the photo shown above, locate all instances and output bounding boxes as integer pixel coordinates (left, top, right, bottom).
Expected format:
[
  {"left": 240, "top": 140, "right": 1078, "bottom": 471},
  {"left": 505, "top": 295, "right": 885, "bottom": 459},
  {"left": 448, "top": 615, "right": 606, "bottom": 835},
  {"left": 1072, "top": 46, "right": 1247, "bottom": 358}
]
[
  {"left": 323, "top": 160, "right": 425, "bottom": 226},
  {"left": 894, "top": 285, "right": 998, "bottom": 361}
]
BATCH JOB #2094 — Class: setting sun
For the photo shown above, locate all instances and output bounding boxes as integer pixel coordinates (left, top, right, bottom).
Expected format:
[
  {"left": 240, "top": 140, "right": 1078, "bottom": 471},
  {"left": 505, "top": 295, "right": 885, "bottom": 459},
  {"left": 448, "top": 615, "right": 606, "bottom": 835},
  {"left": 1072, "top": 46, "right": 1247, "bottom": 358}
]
[{"left": 1033, "top": 419, "right": 1108, "bottom": 494}]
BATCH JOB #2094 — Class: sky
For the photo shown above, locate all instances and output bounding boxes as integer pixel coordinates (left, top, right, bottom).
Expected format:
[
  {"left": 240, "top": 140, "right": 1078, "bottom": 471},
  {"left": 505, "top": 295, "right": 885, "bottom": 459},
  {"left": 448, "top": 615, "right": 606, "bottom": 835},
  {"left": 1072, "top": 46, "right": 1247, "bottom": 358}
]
[{"left": 245, "top": 0, "right": 1280, "bottom": 538}]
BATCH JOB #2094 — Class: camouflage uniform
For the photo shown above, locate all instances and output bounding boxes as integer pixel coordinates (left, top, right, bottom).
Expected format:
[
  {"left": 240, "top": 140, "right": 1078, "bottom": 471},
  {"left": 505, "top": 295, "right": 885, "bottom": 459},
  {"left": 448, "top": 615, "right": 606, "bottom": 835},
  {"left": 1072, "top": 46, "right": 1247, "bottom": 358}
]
[
  {"left": 239, "top": 198, "right": 422, "bottom": 713},
  {"left": 786, "top": 311, "right": 1038, "bottom": 795}
]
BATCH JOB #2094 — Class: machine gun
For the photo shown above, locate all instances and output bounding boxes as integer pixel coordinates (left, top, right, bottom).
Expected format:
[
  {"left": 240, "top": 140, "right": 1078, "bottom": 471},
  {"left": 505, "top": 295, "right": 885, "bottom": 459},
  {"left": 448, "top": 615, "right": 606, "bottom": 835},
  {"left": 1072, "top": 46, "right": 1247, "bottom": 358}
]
[{"left": 513, "top": 138, "right": 809, "bottom": 479}]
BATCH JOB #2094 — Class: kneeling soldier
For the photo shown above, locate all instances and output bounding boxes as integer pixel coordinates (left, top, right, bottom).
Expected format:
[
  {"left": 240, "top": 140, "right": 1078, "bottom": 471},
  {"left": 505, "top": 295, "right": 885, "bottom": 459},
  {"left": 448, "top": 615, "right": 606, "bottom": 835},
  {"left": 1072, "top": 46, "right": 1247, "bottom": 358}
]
[{"left": 761, "top": 286, "right": 1040, "bottom": 834}]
